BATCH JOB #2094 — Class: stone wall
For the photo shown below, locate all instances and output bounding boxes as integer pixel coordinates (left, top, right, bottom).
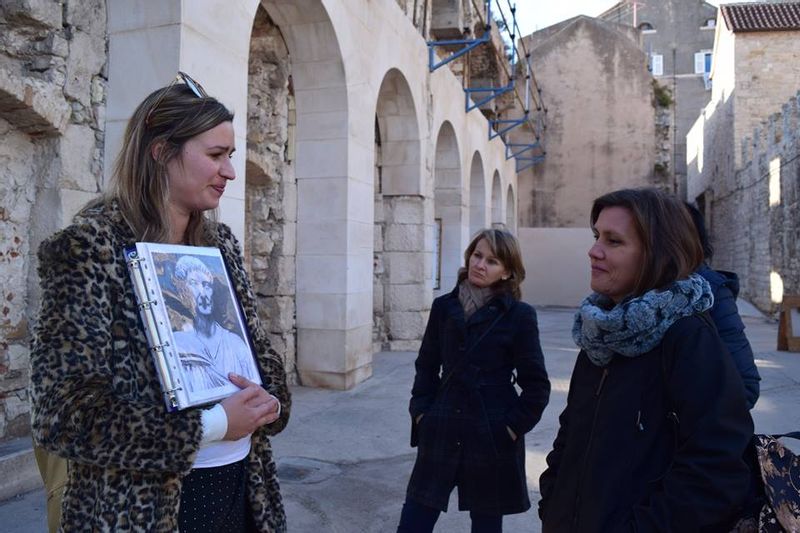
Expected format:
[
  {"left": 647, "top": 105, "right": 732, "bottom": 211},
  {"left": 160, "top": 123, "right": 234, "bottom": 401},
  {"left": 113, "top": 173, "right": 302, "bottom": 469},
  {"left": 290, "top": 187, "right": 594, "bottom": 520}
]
[
  {"left": 732, "top": 32, "right": 800, "bottom": 167},
  {"left": 246, "top": 6, "right": 297, "bottom": 384},
  {"left": 0, "top": 0, "right": 107, "bottom": 443},
  {"left": 516, "top": 17, "right": 659, "bottom": 228},
  {"left": 711, "top": 92, "right": 800, "bottom": 314}
]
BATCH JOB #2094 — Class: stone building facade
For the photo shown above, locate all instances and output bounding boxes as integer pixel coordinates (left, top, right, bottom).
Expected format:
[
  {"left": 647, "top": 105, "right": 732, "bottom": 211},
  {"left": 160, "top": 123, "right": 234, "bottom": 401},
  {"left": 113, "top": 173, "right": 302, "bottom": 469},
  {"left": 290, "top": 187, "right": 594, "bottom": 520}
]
[
  {"left": 600, "top": 0, "right": 718, "bottom": 196},
  {"left": 0, "top": 0, "right": 519, "bottom": 447},
  {"left": 687, "top": 2, "right": 800, "bottom": 313},
  {"left": 515, "top": 16, "right": 662, "bottom": 229},
  {"left": 708, "top": 92, "right": 800, "bottom": 313},
  {"left": 507, "top": 15, "right": 670, "bottom": 307}
]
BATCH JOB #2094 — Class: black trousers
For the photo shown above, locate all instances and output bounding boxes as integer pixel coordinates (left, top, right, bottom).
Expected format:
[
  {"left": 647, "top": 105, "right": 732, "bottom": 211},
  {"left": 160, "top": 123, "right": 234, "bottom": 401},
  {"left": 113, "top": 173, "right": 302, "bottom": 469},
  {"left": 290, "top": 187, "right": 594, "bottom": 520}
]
[
  {"left": 397, "top": 497, "right": 503, "bottom": 533},
  {"left": 178, "top": 459, "right": 257, "bottom": 532}
]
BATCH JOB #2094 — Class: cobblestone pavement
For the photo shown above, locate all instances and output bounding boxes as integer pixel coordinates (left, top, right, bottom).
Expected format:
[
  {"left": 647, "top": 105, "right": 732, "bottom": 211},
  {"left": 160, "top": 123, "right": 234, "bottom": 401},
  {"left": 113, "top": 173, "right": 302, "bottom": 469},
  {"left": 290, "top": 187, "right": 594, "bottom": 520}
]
[{"left": 3, "top": 306, "right": 798, "bottom": 532}]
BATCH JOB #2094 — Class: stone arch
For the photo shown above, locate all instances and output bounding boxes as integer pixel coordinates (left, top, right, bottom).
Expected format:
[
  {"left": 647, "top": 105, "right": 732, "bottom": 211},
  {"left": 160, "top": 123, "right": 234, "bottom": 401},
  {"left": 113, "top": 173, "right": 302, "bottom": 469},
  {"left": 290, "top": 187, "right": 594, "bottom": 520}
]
[
  {"left": 375, "top": 68, "right": 422, "bottom": 196},
  {"left": 433, "top": 121, "right": 463, "bottom": 295},
  {"left": 491, "top": 170, "right": 503, "bottom": 227},
  {"left": 373, "top": 67, "right": 427, "bottom": 351},
  {"left": 469, "top": 151, "right": 486, "bottom": 237},
  {"left": 245, "top": 5, "right": 297, "bottom": 383},
  {"left": 253, "top": 0, "right": 364, "bottom": 389},
  {"left": 506, "top": 184, "right": 516, "bottom": 231}
]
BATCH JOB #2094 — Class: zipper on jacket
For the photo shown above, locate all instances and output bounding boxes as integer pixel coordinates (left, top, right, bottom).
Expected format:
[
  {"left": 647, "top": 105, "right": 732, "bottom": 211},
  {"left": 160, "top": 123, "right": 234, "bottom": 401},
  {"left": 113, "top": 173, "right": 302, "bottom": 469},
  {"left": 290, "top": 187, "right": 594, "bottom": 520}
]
[
  {"left": 595, "top": 368, "right": 609, "bottom": 396},
  {"left": 573, "top": 367, "right": 610, "bottom": 532}
]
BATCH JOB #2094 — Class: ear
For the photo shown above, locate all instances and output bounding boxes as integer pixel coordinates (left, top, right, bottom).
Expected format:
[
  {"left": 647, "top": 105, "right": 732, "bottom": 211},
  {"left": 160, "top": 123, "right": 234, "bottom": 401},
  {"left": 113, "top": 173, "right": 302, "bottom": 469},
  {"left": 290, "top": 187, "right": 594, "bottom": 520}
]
[{"left": 150, "top": 140, "right": 165, "bottom": 162}]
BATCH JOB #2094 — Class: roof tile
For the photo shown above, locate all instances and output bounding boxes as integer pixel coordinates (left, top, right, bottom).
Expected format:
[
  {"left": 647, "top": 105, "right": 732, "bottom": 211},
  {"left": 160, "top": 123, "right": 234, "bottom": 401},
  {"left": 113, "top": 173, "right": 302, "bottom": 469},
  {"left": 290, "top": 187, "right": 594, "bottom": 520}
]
[{"left": 721, "top": 2, "right": 800, "bottom": 32}]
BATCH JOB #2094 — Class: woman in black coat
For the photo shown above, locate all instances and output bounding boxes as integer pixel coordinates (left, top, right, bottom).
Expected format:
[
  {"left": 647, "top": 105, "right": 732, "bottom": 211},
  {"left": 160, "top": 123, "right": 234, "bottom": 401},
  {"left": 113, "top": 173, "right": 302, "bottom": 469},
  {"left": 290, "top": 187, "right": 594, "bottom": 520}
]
[
  {"left": 397, "top": 228, "right": 551, "bottom": 533},
  {"left": 539, "top": 189, "right": 754, "bottom": 532}
]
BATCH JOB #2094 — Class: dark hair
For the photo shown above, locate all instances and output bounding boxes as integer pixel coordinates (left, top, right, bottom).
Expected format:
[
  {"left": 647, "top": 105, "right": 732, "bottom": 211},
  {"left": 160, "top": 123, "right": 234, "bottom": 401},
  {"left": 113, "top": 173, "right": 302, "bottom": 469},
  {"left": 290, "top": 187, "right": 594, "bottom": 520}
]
[
  {"left": 590, "top": 188, "right": 703, "bottom": 297},
  {"left": 97, "top": 82, "right": 234, "bottom": 244},
  {"left": 684, "top": 202, "right": 713, "bottom": 260},
  {"left": 458, "top": 228, "right": 526, "bottom": 300}
]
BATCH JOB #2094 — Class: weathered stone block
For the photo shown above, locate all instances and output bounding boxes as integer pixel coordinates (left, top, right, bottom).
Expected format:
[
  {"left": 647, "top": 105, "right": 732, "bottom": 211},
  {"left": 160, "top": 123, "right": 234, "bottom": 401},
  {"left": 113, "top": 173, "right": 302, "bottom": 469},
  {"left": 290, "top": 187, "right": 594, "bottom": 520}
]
[
  {"left": 386, "top": 196, "right": 426, "bottom": 223},
  {"left": 0, "top": 69, "right": 70, "bottom": 135},
  {"left": 388, "top": 339, "right": 421, "bottom": 352},
  {"left": 0, "top": 0, "right": 62, "bottom": 29},
  {"left": 60, "top": 124, "right": 100, "bottom": 192},
  {"left": 65, "top": 32, "right": 106, "bottom": 107},
  {"left": 388, "top": 283, "right": 429, "bottom": 312},
  {"left": 60, "top": 189, "right": 98, "bottom": 227},
  {"left": 385, "top": 223, "right": 425, "bottom": 252},
  {"left": 281, "top": 222, "right": 296, "bottom": 256},
  {"left": 385, "top": 252, "right": 426, "bottom": 284},
  {"left": 274, "top": 256, "right": 296, "bottom": 295},
  {"left": 386, "top": 311, "right": 427, "bottom": 340},
  {"left": 65, "top": 0, "right": 105, "bottom": 38},
  {"left": 7, "top": 344, "right": 27, "bottom": 371},
  {"left": 263, "top": 296, "right": 295, "bottom": 333}
]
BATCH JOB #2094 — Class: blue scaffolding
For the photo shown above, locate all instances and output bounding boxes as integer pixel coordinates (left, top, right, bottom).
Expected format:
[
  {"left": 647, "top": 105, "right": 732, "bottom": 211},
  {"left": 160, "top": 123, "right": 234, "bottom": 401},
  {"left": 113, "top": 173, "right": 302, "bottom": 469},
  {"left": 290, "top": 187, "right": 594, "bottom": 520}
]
[
  {"left": 427, "top": 0, "right": 546, "bottom": 171},
  {"left": 427, "top": 0, "right": 492, "bottom": 72}
]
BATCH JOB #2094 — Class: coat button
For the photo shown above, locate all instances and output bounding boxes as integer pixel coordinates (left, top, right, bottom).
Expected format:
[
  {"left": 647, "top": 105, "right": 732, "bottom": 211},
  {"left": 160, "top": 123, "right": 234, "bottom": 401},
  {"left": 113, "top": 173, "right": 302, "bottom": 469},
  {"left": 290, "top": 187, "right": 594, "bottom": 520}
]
[{"left": 455, "top": 440, "right": 461, "bottom": 446}]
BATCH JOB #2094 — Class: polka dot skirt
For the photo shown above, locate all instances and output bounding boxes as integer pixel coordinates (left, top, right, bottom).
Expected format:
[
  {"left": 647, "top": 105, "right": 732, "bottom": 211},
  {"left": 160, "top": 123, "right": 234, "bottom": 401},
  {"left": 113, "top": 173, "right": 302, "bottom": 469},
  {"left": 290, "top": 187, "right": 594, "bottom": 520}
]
[{"left": 178, "top": 459, "right": 257, "bottom": 532}]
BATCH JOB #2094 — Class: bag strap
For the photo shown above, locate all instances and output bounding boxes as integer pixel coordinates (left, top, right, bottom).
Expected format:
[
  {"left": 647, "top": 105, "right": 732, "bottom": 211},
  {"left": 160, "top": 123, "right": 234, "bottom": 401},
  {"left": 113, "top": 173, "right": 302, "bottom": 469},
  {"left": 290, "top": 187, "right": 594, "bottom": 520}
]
[
  {"left": 437, "top": 306, "right": 511, "bottom": 392},
  {"left": 767, "top": 431, "right": 800, "bottom": 440}
]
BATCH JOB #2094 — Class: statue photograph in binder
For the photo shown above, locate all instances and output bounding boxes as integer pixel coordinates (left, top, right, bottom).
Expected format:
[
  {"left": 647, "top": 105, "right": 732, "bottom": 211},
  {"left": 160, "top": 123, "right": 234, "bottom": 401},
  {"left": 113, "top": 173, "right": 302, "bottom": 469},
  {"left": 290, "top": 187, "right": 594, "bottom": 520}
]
[{"left": 167, "top": 254, "right": 258, "bottom": 393}]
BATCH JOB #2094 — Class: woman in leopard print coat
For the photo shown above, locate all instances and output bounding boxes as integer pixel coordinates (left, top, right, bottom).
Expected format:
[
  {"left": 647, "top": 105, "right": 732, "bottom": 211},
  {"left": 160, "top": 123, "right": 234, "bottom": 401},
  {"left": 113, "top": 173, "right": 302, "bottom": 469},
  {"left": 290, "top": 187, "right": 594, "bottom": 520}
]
[{"left": 30, "top": 75, "right": 290, "bottom": 532}]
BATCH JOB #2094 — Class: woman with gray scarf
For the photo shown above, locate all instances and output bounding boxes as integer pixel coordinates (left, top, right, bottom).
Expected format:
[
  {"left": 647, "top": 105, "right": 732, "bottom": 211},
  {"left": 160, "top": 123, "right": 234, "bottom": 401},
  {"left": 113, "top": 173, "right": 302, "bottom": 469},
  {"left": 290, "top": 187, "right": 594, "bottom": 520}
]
[
  {"left": 538, "top": 188, "right": 753, "bottom": 532},
  {"left": 398, "top": 228, "right": 550, "bottom": 533}
]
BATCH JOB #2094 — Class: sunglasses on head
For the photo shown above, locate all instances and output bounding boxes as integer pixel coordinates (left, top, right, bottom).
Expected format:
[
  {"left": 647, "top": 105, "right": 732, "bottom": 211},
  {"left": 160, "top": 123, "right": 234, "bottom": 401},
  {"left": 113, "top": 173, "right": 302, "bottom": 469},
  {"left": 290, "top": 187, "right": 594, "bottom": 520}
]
[{"left": 145, "top": 71, "right": 208, "bottom": 126}]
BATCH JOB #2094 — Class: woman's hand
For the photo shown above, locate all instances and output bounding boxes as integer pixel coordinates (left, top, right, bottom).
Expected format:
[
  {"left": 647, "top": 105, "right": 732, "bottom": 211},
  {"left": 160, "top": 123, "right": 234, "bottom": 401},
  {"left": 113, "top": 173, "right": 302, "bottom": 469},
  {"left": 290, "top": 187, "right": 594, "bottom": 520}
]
[{"left": 220, "top": 374, "right": 280, "bottom": 440}]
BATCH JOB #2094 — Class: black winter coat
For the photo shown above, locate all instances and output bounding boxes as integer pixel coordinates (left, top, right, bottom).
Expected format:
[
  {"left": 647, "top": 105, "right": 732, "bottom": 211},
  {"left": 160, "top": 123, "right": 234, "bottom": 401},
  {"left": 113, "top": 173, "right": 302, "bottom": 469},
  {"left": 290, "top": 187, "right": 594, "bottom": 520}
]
[
  {"left": 539, "top": 315, "right": 754, "bottom": 533},
  {"left": 405, "top": 287, "right": 550, "bottom": 515}
]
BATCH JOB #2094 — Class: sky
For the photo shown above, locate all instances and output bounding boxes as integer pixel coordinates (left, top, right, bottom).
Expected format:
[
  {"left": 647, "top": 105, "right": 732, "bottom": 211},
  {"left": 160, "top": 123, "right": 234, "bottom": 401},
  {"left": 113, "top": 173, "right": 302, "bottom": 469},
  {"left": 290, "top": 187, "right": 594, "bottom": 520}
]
[{"left": 512, "top": 0, "right": 726, "bottom": 36}]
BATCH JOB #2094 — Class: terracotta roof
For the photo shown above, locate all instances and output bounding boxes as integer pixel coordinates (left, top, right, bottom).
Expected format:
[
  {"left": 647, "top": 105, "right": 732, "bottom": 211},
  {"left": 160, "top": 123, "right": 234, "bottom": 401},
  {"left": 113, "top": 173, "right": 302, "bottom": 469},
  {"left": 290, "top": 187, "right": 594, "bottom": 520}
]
[{"left": 721, "top": 2, "right": 800, "bottom": 32}]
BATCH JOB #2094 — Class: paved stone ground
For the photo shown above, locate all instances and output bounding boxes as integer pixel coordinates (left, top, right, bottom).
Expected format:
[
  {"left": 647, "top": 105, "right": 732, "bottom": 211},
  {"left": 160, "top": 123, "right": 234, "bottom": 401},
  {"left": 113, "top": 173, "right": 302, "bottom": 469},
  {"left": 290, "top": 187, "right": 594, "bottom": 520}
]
[{"left": 3, "top": 306, "right": 799, "bottom": 532}]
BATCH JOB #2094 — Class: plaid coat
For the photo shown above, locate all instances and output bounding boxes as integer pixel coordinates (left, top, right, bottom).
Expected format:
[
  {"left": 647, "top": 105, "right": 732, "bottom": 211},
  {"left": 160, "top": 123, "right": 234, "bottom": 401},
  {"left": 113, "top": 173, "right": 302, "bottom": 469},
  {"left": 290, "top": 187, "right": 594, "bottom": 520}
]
[{"left": 405, "top": 287, "right": 550, "bottom": 515}]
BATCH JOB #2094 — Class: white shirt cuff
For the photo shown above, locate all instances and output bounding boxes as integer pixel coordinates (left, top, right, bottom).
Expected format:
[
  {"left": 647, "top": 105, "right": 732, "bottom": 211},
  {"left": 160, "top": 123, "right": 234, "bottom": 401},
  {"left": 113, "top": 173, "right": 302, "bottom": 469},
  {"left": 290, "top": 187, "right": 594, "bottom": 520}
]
[{"left": 200, "top": 403, "right": 228, "bottom": 444}]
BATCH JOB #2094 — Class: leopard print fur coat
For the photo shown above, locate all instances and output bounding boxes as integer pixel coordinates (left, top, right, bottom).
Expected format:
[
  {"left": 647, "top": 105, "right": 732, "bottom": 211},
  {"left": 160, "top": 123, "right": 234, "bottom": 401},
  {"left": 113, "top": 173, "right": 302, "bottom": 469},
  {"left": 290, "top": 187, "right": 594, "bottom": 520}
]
[{"left": 30, "top": 200, "right": 291, "bottom": 532}]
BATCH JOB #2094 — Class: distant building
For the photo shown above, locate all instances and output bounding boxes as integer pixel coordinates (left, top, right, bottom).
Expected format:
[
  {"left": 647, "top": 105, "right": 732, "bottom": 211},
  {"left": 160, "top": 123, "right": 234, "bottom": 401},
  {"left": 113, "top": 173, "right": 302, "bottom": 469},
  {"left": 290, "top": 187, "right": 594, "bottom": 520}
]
[
  {"left": 512, "top": 16, "right": 664, "bottom": 306},
  {"left": 688, "top": 1, "right": 800, "bottom": 207},
  {"left": 599, "top": 0, "right": 718, "bottom": 196},
  {"left": 686, "top": 1, "right": 800, "bottom": 311}
]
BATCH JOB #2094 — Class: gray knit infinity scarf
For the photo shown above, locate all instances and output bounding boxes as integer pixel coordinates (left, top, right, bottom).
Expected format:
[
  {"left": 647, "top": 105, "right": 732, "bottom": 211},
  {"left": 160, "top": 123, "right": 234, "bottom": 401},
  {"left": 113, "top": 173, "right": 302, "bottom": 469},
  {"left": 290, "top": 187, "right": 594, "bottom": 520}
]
[{"left": 573, "top": 273, "right": 714, "bottom": 367}]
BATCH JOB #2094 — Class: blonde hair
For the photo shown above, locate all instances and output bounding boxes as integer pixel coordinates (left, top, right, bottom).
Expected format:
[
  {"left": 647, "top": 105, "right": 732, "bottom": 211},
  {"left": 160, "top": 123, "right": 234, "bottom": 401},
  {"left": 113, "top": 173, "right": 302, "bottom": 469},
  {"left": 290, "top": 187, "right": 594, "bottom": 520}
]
[
  {"left": 458, "top": 228, "right": 526, "bottom": 300},
  {"left": 86, "top": 83, "right": 234, "bottom": 244}
]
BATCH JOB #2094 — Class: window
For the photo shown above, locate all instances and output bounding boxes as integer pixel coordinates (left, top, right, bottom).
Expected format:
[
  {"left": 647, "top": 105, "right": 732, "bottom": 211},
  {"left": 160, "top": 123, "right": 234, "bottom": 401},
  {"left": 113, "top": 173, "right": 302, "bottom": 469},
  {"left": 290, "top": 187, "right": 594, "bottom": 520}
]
[
  {"left": 651, "top": 54, "right": 663, "bottom": 76},
  {"left": 694, "top": 50, "right": 713, "bottom": 89},
  {"left": 638, "top": 22, "right": 655, "bottom": 33},
  {"left": 694, "top": 51, "right": 712, "bottom": 74},
  {"left": 702, "top": 18, "right": 716, "bottom": 29}
]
